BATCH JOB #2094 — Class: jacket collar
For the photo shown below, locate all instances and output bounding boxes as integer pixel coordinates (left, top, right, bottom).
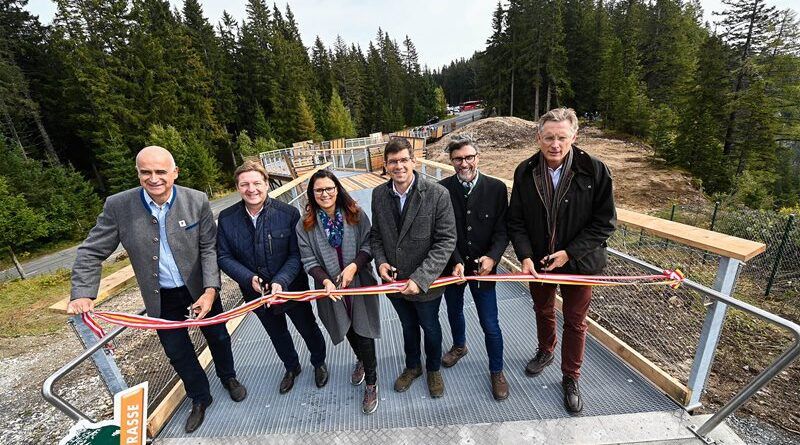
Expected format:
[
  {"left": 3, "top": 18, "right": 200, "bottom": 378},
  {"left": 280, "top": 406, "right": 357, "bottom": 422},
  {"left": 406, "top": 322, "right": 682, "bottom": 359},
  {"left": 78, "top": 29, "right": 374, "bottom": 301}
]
[
  {"left": 386, "top": 170, "right": 427, "bottom": 194},
  {"left": 523, "top": 145, "right": 592, "bottom": 177},
  {"left": 140, "top": 185, "right": 177, "bottom": 213}
]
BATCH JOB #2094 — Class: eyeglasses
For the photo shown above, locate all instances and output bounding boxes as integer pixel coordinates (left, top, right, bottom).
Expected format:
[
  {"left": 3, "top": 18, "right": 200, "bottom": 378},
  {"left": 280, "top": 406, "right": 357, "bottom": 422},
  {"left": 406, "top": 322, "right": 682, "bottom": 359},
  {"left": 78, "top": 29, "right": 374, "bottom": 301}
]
[
  {"left": 450, "top": 154, "right": 477, "bottom": 164},
  {"left": 386, "top": 157, "right": 413, "bottom": 167},
  {"left": 313, "top": 187, "right": 337, "bottom": 196}
]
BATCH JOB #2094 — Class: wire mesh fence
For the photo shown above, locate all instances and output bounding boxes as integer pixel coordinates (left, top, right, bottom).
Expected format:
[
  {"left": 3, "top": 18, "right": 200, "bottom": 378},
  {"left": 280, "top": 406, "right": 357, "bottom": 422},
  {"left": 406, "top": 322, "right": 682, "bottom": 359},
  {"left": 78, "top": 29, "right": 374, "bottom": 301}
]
[{"left": 654, "top": 202, "right": 799, "bottom": 302}]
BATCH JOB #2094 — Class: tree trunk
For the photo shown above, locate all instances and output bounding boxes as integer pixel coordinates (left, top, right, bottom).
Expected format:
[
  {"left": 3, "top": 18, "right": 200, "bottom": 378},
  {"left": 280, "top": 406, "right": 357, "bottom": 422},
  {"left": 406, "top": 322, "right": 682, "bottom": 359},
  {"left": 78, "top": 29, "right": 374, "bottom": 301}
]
[
  {"left": 0, "top": 97, "right": 28, "bottom": 160},
  {"left": 534, "top": 80, "right": 540, "bottom": 121},
  {"left": 546, "top": 82, "right": 552, "bottom": 112},
  {"left": 722, "top": 0, "right": 760, "bottom": 157},
  {"left": 8, "top": 246, "right": 26, "bottom": 280},
  {"left": 509, "top": 68, "right": 515, "bottom": 117},
  {"left": 24, "top": 89, "right": 59, "bottom": 164}
]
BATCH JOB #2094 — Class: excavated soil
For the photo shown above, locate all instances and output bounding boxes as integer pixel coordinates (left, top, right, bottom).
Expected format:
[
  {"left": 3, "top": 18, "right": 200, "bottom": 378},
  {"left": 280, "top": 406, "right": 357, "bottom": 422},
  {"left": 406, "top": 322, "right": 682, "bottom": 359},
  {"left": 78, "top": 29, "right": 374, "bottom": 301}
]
[{"left": 427, "top": 118, "right": 707, "bottom": 213}]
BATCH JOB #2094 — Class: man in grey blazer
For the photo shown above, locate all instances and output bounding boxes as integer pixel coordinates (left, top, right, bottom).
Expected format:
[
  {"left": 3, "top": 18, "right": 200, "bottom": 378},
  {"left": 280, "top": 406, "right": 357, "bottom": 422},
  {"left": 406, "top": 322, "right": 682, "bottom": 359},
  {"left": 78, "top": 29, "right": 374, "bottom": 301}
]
[
  {"left": 370, "top": 137, "right": 456, "bottom": 398},
  {"left": 68, "top": 146, "right": 246, "bottom": 433}
]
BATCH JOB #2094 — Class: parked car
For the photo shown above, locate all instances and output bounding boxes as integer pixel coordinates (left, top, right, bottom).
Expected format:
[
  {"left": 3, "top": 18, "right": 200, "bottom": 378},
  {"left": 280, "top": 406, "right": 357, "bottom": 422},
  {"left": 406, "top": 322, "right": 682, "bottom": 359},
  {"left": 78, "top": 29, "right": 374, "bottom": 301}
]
[{"left": 424, "top": 116, "right": 440, "bottom": 125}]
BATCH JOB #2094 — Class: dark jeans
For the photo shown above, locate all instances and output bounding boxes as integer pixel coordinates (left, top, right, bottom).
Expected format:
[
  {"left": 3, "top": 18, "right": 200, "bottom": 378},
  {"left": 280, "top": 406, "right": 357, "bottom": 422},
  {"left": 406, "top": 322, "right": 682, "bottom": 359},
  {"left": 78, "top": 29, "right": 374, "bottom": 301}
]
[
  {"left": 529, "top": 283, "right": 592, "bottom": 379},
  {"left": 252, "top": 301, "right": 326, "bottom": 372},
  {"left": 388, "top": 296, "right": 443, "bottom": 372},
  {"left": 156, "top": 286, "right": 236, "bottom": 405},
  {"left": 346, "top": 327, "right": 378, "bottom": 385},
  {"left": 444, "top": 282, "right": 504, "bottom": 373}
]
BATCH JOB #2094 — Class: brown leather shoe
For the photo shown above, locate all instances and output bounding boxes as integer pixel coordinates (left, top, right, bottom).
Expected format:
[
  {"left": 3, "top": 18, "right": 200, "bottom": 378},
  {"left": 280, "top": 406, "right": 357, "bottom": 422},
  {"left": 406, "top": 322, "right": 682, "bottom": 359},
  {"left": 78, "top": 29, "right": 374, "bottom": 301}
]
[
  {"left": 362, "top": 384, "right": 378, "bottom": 414},
  {"left": 393, "top": 366, "right": 423, "bottom": 392},
  {"left": 442, "top": 345, "right": 468, "bottom": 368},
  {"left": 185, "top": 397, "right": 211, "bottom": 433},
  {"left": 490, "top": 371, "right": 509, "bottom": 401},
  {"left": 427, "top": 370, "right": 444, "bottom": 398},
  {"left": 222, "top": 377, "right": 247, "bottom": 402},
  {"left": 279, "top": 365, "right": 301, "bottom": 394},
  {"left": 525, "top": 349, "right": 554, "bottom": 376}
]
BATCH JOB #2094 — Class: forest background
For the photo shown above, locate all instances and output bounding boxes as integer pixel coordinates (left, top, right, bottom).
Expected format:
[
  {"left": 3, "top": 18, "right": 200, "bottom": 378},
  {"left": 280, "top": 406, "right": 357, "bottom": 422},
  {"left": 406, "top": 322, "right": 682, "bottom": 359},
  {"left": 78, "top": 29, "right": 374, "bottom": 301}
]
[{"left": 0, "top": 0, "right": 799, "bottom": 264}]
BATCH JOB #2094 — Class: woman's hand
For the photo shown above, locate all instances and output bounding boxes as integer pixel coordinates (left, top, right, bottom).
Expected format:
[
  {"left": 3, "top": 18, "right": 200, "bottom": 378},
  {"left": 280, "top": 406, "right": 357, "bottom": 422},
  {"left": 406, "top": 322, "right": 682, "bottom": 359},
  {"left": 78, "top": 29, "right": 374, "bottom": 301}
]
[
  {"left": 340, "top": 263, "right": 358, "bottom": 288},
  {"left": 322, "top": 279, "right": 340, "bottom": 301}
]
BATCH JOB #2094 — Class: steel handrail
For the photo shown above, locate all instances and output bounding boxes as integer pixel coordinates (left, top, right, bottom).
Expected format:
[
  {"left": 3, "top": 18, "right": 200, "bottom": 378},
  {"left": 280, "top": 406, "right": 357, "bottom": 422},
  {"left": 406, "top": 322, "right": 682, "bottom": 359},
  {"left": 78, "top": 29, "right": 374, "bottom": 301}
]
[
  {"left": 609, "top": 248, "right": 800, "bottom": 438},
  {"left": 42, "top": 309, "right": 146, "bottom": 422}
]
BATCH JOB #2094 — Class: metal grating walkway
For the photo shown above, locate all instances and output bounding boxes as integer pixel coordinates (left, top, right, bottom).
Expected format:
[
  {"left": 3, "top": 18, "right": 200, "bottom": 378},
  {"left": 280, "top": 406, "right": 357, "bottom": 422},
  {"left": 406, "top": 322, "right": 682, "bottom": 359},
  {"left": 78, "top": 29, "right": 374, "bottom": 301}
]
[{"left": 157, "top": 182, "right": 679, "bottom": 441}]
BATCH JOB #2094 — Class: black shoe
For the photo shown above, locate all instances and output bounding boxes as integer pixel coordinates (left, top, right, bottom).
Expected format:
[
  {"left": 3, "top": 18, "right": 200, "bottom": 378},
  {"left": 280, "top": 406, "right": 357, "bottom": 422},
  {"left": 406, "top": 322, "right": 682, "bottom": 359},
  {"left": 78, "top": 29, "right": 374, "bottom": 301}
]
[
  {"left": 223, "top": 377, "right": 247, "bottom": 402},
  {"left": 525, "top": 349, "right": 554, "bottom": 376},
  {"left": 562, "top": 375, "right": 583, "bottom": 413},
  {"left": 315, "top": 364, "right": 329, "bottom": 388},
  {"left": 279, "top": 365, "right": 301, "bottom": 394},
  {"left": 185, "top": 397, "right": 211, "bottom": 433}
]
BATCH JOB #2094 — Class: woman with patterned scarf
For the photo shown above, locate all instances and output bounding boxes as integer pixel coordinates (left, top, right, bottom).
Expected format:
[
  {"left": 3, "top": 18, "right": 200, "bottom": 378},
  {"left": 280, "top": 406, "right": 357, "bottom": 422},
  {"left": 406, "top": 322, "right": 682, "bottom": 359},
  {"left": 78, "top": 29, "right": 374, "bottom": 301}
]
[{"left": 296, "top": 169, "right": 381, "bottom": 414}]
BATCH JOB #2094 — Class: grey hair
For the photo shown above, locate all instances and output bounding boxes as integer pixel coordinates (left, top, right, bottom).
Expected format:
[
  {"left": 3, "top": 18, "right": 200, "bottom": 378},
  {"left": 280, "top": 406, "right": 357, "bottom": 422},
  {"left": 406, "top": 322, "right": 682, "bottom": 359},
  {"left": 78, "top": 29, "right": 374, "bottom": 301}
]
[
  {"left": 538, "top": 108, "right": 579, "bottom": 135},
  {"left": 445, "top": 134, "right": 479, "bottom": 154}
]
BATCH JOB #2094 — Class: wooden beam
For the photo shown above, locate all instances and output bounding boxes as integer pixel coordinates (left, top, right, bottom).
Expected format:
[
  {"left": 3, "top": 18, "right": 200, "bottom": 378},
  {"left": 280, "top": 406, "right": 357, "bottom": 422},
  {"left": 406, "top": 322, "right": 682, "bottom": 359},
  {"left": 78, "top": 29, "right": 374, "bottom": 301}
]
[
  {"left": 615, "top": 208, "right": 765, "bottom": 262},
  {"left": 49, "top": 265, "right": 137, "bottom": 314},
  {"left": 269, "top": 162, "right": 331, "bottom": 198},
  {"left": 499, "top": 257, "right": 691, "bottom": 405},
  {"left": 146, "top": 313, "right": 248, "bottom": 438}
]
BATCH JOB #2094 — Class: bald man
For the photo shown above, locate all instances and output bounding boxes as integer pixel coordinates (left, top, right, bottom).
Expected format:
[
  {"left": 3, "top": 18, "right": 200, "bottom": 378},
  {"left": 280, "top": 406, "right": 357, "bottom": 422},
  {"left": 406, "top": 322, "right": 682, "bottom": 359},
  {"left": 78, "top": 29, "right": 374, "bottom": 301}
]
[{"left": 69, "top": 146, "right": 247, "bottom": 433}]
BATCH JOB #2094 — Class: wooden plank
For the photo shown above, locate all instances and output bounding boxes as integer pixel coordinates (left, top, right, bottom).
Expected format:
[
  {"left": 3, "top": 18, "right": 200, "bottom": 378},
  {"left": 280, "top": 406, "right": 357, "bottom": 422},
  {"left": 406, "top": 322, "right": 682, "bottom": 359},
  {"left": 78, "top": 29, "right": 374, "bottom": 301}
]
[
  {"left": 415, "top": 159, "right": 765, "bottom": 262},
  {"left": 616, "top": 208, "right": 765, "bottom": 262},
  {"left": 49, "top": 265, "right": 137, "bottom": 314},
  {"left": 269, "top": 163, "right": 331, "bottom": 198},
  {"left": 147, "top": 313, "right": 248, "bottom": 438},
  {"left": 499, "top": 257, "right": 691, "bottom": 405}
]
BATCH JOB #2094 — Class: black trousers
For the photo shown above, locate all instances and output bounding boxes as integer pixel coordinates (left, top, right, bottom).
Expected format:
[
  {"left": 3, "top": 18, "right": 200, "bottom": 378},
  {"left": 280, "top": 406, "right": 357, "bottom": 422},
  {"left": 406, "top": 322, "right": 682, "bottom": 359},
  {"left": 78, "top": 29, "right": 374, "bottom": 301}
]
[
  {"left": 252, "top": 301, "right": 327, "bottom": 372},
  {"left": 346, "top": 327, "right": 377, "bottom": 385},
  {"left": 156, "top": 286, "right": 236, "bottom": 405}
]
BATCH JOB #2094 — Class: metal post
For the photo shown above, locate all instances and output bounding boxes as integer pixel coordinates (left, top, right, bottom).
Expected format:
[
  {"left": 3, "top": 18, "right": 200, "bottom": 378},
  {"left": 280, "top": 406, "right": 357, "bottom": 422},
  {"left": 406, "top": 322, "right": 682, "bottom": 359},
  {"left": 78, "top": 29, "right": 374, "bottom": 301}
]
[
  {"left": 709, "top": 202, "right": 720, "bottom": 231},
  {"left": 69, "top": 316, "right": 128, "bottom": 395},
  {"left": 686, "top": 256, "right": 741, "bottom": 409},
  {"left": 663, "top": 204, "right": 677, "bottom": 248},
  {"left": 765, "top": 214, "right": 795, "bottom": 297}
]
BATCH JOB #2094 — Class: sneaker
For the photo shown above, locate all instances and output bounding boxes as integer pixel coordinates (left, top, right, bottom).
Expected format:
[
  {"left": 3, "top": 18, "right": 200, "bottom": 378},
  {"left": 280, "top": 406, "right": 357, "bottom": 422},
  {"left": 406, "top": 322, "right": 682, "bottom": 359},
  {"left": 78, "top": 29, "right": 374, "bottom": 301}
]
[
  {"left": 562, "top": 375, "right": 583, "bottom": 413},
  {"left": 393, "top": 366, "right": 423, "bottom": 392},
  {"left": 490, "top": 371, "right": 509, "bottom": 401},
  {"left": 351, "top": 360, "right": 365, "bottom": 386},
  {"left": 427, "top": 370, "right": 444, "bottom": 398},
  {"left": 441, "top": 345, "right": 468, "bottom": 368},
  {"left": 362, "top": 384, "right": 378, "bottom": 414},
  {"left": 222, "top": 377, "right": 247, "bottom": 402},
  {"left": 524, "top": 349, "right": 554, "bottom": 376}
]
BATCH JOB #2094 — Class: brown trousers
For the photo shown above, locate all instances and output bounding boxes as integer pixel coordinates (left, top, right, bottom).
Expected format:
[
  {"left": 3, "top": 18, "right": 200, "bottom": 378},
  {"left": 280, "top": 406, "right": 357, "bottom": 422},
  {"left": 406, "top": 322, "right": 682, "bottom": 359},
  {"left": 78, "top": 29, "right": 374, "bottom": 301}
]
[{"left": 529, "top": 283, "right": 592, "bottom": 379}]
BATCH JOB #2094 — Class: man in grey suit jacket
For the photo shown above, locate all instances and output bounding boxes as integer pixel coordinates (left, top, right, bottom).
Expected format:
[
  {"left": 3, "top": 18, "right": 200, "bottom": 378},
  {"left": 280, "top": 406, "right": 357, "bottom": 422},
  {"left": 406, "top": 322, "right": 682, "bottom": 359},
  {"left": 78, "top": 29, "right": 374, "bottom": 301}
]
[
  {"left": 68, "top": 146, "right": 246, "bottom": 433},
  {"left": 370, "top": 137, "right": 456, "bottom": 398}
]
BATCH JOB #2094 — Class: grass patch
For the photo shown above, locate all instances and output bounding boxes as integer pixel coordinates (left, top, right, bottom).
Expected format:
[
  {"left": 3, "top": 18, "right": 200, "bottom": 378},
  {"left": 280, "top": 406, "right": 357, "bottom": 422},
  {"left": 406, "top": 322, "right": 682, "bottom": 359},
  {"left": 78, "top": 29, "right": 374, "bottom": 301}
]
[{"left": 0, "top": 259, "right": 131, "bottom": 338}]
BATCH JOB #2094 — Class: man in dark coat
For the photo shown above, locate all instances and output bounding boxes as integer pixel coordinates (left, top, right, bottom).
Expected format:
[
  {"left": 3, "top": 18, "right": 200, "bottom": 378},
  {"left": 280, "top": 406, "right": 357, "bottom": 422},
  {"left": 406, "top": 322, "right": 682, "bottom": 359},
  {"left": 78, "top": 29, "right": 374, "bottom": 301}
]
[
  {"left": 370, "top": 137, "right": 456, "bottom": 398},
  {"left": 508, "top": 108, "right": 616, "bottom": 413},
  {"left": 217, "top": 160, "right": 328, "bottom": 394},
  {"left": 438, "top": 135, "right": 509, "bottom": 401}
]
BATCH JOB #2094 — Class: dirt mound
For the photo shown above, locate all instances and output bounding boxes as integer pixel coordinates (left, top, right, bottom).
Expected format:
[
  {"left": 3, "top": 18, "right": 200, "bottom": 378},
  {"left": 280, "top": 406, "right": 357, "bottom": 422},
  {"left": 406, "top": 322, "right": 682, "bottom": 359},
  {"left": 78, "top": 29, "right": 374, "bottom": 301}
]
[
  {"left": 426, "top": 118, "right": 708, "bottom": 213},
  {"left": 427, "top": 116, "right": 538, "bottom": 155}
]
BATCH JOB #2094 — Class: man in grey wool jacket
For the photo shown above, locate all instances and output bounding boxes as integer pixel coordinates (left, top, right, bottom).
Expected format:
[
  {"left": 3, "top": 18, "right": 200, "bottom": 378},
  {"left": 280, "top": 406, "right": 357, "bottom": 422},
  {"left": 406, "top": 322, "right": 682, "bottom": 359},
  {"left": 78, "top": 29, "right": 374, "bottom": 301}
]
[{"left": 68, "top": 146, "right": 247, "bottom": 433}]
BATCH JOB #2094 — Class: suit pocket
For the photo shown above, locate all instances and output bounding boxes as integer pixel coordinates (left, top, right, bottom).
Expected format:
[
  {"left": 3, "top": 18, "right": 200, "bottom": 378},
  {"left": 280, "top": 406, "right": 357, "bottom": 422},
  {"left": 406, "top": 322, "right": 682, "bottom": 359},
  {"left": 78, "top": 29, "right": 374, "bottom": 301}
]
[
  {"left": 410, "top": 216, "right": 431, "bottom": 240},
  {"left": 184, "top": 221, "right": 199, "bottom": 230}
]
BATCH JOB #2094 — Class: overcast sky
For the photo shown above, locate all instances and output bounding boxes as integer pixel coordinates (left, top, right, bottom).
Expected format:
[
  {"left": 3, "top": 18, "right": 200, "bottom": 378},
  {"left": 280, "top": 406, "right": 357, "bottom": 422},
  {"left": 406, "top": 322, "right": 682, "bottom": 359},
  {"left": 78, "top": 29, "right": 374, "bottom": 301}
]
[{"left": 23, "top": 0, "right": 799, "bottom": 71}]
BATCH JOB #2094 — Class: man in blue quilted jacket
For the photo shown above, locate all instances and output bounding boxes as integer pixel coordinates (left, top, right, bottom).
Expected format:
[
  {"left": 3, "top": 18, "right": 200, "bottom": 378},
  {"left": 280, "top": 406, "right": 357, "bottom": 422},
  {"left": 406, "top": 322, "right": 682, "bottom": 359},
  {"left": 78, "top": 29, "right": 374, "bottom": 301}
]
[{"left": 217, "top": 160, "right": 327, "bottom": 394}]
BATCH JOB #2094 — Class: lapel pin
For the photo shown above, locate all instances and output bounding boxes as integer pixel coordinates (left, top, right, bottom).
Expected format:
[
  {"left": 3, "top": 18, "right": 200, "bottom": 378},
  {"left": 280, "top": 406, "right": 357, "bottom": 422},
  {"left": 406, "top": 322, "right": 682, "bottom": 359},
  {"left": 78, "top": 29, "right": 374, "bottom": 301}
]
[{"left": 179, "top": 220, "right": 186, "bottom": 227}]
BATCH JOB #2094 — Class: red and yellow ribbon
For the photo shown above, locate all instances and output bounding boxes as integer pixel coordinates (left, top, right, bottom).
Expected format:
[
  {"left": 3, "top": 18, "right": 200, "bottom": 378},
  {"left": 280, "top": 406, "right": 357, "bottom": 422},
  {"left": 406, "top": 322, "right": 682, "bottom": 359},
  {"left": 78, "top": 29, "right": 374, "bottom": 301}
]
[{"left": 83, "top": 269, "right": 684, "bottom": 339}]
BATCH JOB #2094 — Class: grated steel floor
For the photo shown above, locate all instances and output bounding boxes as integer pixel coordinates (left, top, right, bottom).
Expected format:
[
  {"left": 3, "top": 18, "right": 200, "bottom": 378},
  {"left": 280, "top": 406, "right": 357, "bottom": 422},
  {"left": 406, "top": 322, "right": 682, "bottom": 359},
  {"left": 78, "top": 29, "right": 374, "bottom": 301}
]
[{"left": 157, "top": 183, "right": 678, "bottom": 440}]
